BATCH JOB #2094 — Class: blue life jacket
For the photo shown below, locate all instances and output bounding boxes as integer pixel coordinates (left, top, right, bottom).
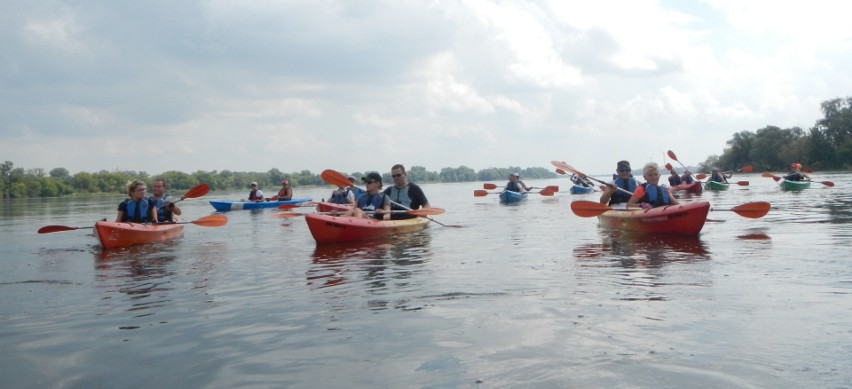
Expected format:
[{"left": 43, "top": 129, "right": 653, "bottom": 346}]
[
  {"left": 639, "top": 183, "right": 671, "bottom": 206},
  {"left": 330, "top": 189, "right": 351, "bottom": 204},
  {"left": 609, "top": 177, "right": 638, "bottom": 205},
  {"left": 150, "top": 195, "right": 174, "bottom": 222},
  {"left": 668, "top": 175, "right": 682, "bottom": 186},
  {"left": 785, "top": 172, "right": 804, "bottom": 181},
  {"left": 682, "top": 175, "right": 694, "bottom": 184},
  {"left": 506, "top": 182, "right": 522, "bottom": 192},
  {"left": 356, "top": 193, "right": 387, "bottom": 220},
  {"left": 710, "top": 173, "right": 725, "bottom": 183},
  {"left": 123, "top": 199, "right": 151, "bottom": 223}
]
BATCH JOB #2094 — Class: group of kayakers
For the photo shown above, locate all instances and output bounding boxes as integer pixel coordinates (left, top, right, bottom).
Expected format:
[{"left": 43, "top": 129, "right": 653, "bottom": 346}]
[
  {"left": 247, "top": 179, "right": 294, "bottom": 202},
  {"left": 666, "top": 169, "right": 697, "bottom": 186},
  {"left": 330, "top": 164, "right": 431, "bottom": 221},
  {"left": 598, "top": 160, "right": 681, "bottom": 209},
  {"left": 115, "top": 178, "right": 182, "bottom": 224}
]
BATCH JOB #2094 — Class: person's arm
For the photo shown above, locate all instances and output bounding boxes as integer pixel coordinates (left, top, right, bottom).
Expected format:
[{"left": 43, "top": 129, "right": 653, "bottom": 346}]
[
  {"left": 256, "top": 190, "right": 264, "bottom": 201},
  {"left": 346, "top": 190, "right": 355, "bottom": 205},
  {"left": 626, "top": 187, "right": 646, "bottom": 208},
  {"left": 381, "top": 194, "right": 392, "bottom": 220},
  {"left": 599, "top": 184, "right": 614, "bottom": 204},
  {"left": 414, "top": 185, "right": 430, "bottom": 208},
  {"left": 150, "top": 199, "right": 159, "bottom": 224},
  {"left": 115, "top": 211, "right": 124, "bottom": 222},
  {"left": 666, "top": 188, "right": 679, "bottom": 205}
]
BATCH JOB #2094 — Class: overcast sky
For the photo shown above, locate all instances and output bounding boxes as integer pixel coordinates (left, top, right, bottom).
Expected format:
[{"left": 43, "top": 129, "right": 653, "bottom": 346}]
[{"left": 2, "top": 0, "right": 851, "bottom": 176}]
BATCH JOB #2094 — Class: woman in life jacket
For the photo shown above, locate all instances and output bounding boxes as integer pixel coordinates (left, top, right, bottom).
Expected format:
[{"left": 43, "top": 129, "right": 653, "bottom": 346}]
[
  {"left": 600, "top": 160, "right": 638, "bottom": 205},
  {"left": 504, "top": 173, "right": 526, "bottom": 193},
  {"left": 627, "top": 162, "right": 680, "bottom": 209},
  {"left": 709, "top": 167, "right": 730, "bottom": 183},
  {"left": 344, "top": 172, "right": 391, "bottom": 220},
  {"left": 329, "top": 184, "right": 355, "bottom": 205},
  {"left": 116, "top": 180, "right": 158, "bottom": 223}
]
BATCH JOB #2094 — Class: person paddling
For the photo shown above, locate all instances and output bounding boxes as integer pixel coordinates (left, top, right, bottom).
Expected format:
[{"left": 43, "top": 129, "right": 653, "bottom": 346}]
[
  {"left": 600, "top": 160, "right": 638, "bottom": 205},
  {"left": 383, "top": 164, "right": 430, "bottom": 220},
  {"left": 246, "top": 182, "right": 264, "bottom": 202},
  {"left": 150, "top": 177, "right": 181, "bottom": 223},
  {"left": 505, "top": 173, "right": 527, "bottom": 193},
  {"left": 627, "top": 162, "right": 679, "bottom": 209},
  {"left": 275, "top": 179, "right": 293, "bottom": 201},
  {"left": 709, "top": 167, "right": 730, "bottom": 184},
  {"left": 784, "top": 163, "right": 810, "bottom": 181},
  {"left": 345, "top": 172, "right": 391, "bottom": 220},
  {"left": 668, "top": 169, "right": 682, "bottom": 186},
  {"left": 116, "top": 180, "right": 158, "bottom": 223}
]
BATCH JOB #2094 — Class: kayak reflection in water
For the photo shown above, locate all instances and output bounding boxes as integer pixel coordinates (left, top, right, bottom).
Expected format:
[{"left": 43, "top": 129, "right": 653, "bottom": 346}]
[{"left": 627, "top": 162, "right": 679, "bottom": 209}]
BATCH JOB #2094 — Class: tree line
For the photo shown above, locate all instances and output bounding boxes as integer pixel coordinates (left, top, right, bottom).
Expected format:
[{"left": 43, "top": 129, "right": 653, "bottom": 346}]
[
  {"left": 0, "top": 162, "right": 556, "bottom": 199},
  {"left": 700, "top": 96, "right": 852, "bottom": 172}
]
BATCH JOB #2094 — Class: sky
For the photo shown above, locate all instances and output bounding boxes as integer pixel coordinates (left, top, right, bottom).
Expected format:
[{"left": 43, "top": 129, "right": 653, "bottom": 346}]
[{"left": 2, "top": 0, "right": 851, "bottom": 176}]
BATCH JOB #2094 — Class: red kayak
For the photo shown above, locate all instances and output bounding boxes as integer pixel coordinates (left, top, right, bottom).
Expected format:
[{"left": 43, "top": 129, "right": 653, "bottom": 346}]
[
  {"left": 597, "top": 201, "right": 711, "bottom": 236},
  {"left": 315, "top": 201, "right": 353, "bottom": 213},
  {"left": 95, "top": 221, "right": 185, "bottom": 248},
  {"left": 305, "top": 214, "right": 429, "bottom": 244},
  {"left": 670, "top": 181, "right": 703, "bottom": 195}
]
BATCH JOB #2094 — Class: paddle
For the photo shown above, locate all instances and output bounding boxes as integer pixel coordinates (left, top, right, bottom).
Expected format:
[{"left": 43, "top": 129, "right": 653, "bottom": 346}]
[
  {"left": 278, "top": 201, "right": 321, "bottom": 210},
  {"left": 483, "top": 183, "right": 559, "bottom": 191},
  {"left": 275, "top": 208, "right": 446, "bottom": 218},
  {"left": 550, "top": 161, "right": 634, "bottom": 196},
  {"left": 762, "top": 172, "right": 834, "bottom": 187},
  {"left": 177, "top": 183, "right": 210, "bottom": 202},
  {"left": 37, "top": 214, "right": 229, "bottom": 234},
  {"left": 474, "top": 189, "right": 555, "bottom": 197},
  {"left": 569, "top": 200, "right": 771, "bottom": 218}
]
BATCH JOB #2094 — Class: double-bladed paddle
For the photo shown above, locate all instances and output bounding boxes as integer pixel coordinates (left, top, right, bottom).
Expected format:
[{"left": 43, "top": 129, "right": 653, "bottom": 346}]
[
  {"left": 483, "top": 183, "right": 559, "bottom": 191},
  {"left": 275, "top": 208, "right": 445, "bottom": 218},
  {"left": 37, "top": 214, "right": 229, "bottom": 234},
  {"left": 474, "top": 189, "right": 556, "bottom": 197},
  {"left": 569, "top": 200, "right": 771, "bottom": 219},
  {"left": 551, "top": 161, "right": 634, "bottom": 196},
  {"left": 761, "top": 172, "right": 834, "bottom": 187}
]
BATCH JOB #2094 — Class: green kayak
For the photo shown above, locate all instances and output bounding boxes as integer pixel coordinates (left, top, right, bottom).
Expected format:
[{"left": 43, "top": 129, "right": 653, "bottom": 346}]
[
  {"left": 780, "top": 179, "right": 810, "bottom": 191},
  {"left": 706, "top": 181, "right": 730, "bottom": 191}
]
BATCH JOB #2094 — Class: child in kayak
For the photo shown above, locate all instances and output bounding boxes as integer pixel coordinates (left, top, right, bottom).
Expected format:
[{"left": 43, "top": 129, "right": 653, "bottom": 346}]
[
  {"left": 627, "top": 162, "right": 679, "bottom": 209},
  {"left": 785, "top": 163, "right": 810, "bottom": 181},
  {"left": 346, "top": 172, "right": 391, "bottom": 220}
]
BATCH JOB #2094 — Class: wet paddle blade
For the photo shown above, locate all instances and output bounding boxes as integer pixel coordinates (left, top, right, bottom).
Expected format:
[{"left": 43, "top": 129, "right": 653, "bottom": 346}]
[
  {"left": 545, "top": 185, "right": 559, "bottom": 192},
  {"left": 761, "top": 172, "right": 777, "bottom": 178},
  {"left": 570, "top": 201, "right": 611, "bottom": 218},
  {"left": 37, "top": 225, "right": 81, "bottom": 234},
  {"left": 695, "top": 173, "right": 707, "bottom": 180},
  {"left": 664, "top": 163, "right": 674, "bottom": 171},
  {"left": 320, "top": 169, "right": 351, "bottom": 188},
  {"left": 740, "top": 165, "right": 754, "bottom": 173},
  {"left": 483, "top": 183, "right": 499, "bottom": 190},
  {"left": 473, "top": 190, "right": 492, "bottom": 197},
  {"left": 729, "top": 202, "right": 771, "bottom": 218},
  {"left": 736, "top": 181, "right": 750, "bottom": 186},
  {"left": 819, "top": 181, "right": 835, "bottom": 187},
  {"left": 181, "top": 183, "right": 210, "bottom": 200},
  {"left": 192, "top": 214, "right": 229, "bottom": 227},
  {"left": 274, "top": 212, "right": 304, "bottom": 218},
  {"left": 555, "top": 168, "right": 567, "bottom": 175},
  {"left": 539, "top": 189, "right": 554, "bottom": 196},
  {"left": 667, "top": 150, "right": 679, "bottom": 162},
  {"left": 408, "top": 208, "right": 445, "bottom": 216}
]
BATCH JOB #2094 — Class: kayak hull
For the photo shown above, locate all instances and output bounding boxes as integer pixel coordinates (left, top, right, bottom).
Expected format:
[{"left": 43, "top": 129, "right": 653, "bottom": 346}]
[
  {"left": 209, "top": 198, "right": 312, "bottom": 211},
  {"left": 706, "top": 181, "right": 730, "bottom": 191},
  {"left": 499, "top": 191, "right": 527, "bottom": 203},
  {"left": 780, "top": 179, "right": 810, "bottom": 191},
  {"left": 95, "top": 221, "right": 184, "bottom": 249},
  {"left": 570, "top": 185, "right": 593, "bottom": 194},
  {"left": 305, "top": 214, "right": 429, "bottom": 244},
  {"left": 315, "top": 201, "right": 353, "bottom": 213},
  {"left": 670, "top": 181, "right": 703, "bottom": 195},
  {"left": 597, "top": 201, "right": 711, "bottom": 236}
]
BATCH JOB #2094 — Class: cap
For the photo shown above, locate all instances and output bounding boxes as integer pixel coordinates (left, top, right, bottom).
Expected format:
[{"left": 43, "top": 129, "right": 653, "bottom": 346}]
[
  {"left": 250, "top": 182, "right": 257, "bottom": 186},
  {"left": 791, "top": 162, "right": 798, "bottom": 169},
  {"left": 617, "top": 160, "right": 631, "bottom": 168},
  {"left": 281, "top": 179, "right": 289, "bottom": 185},
  {"left": 513, "top": 173, "right": 520, "bottom": 177},
  {"left": 361, "top": 172, "right": 382, "bottom": 184},
  {"left": 347, "top": 175, "right": 356, "bottom": 181}
]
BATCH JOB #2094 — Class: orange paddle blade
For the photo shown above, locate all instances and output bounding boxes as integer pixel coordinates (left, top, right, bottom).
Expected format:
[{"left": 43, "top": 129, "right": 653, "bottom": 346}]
[
  {"left": 539, "top": 189, "right": 554, "bottom": 196},
  {"left": 483, "top": 183, "right": 499, "bottom": 190},
  {"left": 278, "top": 203, "right": 301, "bottom": 209},
  {"left": 555, "top": 168, "right": 567, "bottom": 175},
  {"left": 37, "top": 225, "right": 81, "bottom": 234},
  {"left": 736, "top": 181, "right": 749, "bottom": 186},
  {"left": 545, "top": 185, "right": 559, "bottom": 192},
  {"left": 664, "top": 163, "right": 674, "bottom": 171},
  {"left": 570, "top": 200, "right": 612, "bottom": 217},
  {"left": 320, "top": 169, "right": 351, "bottom": 188},
  {"left": 667, "top": 150, "right": 679, "bottom": 162},
  {"left": 473, "top": 190, "right": 492, "bottom": 197},
  {"left": 761, "top": 172, "right": 778, "bottom": 178},
  {"left": 819, "top": 181, "right": 835, "bottom": 187},
  {"left": 192, "top": 214, "right": 229, "bottom": 227},
  {"left": 181, "top": 183, "right": 210, "bottom": 200},
  {"left": 727, "top": 202, "right": 770, "bottom": 218},
  {"left": 408, "top": 208, "right": 445, "bottom": 216},
  {"left": 740, "top": 165, "right": 753, "bottom": 173},
  {"left": 695, "top": 173, "right": 707, "bottom": 180}
]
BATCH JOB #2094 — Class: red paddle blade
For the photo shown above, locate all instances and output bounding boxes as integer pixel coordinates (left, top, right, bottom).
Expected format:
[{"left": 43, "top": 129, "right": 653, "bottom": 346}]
[
  {"left": 278, "top": 203, "right": 300, "bottom": 209},
  {"left": 695, "top": 173, "right": 707, "bottom": 180},
  {"left": 545, "top": 185, "right": 559, "bottom": 192},
  {"left": 570, "top": 201, "right": 611, "bottom": 217},
  {"left": 667, "top": 150, "right": 679, "bottom": 162},
  {"left": 819, "top": 181, "right": 835, "bottom": 187},
  {"left": 320, "top": 169, "right": 351, "bottom": 188},
  {"left": 804, "top": 168, "right": 814, "bottom": 173},
  {"left": 474, "top": 190, "right": 491, "bottom": 197},
  {"left": 773, "top": 176, "right": 781, "bottom": 181},
  {"left": 181, "top": 183, "right": 209, "bottom": 200},
  {"left": 736, "top": 181, "right": 749, "bottom": 186},
  {"left": 740, "top": 165, "right": 753, "bottom": 173},
  {"left": 483, "top": 183, "right": 498, "bottom": 190},
  {"left": 555, "top": 168, "right": 566, "bottom": 175},
  {"left": 761, "top": 172, "right": 778, "bottom": 178},
  {"left": 37, "top": 225, "right": 80, "bottom": 234},
  {"left": 665, "top": 163, "right": 674, "bottom": 171},
  {"left": 192, "top": 214, "right": 229, "bottom": 227},
  {"left": 730, "top": 202, "right": 771, "bottom": 218},
  {"left": 408, "top": 208, "right": 445, "bottom": 216},
  {"left": 539, "top": 189, "right": 554, "bottom": 196}
]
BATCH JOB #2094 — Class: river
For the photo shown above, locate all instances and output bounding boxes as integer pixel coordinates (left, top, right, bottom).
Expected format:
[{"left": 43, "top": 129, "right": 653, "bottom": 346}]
[{"left": 1, "top": 172, "right": 850, "bottom": 388}]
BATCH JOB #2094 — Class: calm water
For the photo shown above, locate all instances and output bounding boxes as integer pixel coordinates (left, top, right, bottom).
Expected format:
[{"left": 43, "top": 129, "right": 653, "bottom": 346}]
[{"left": 2, "top": 172, "right": 851, "bottom": 388}]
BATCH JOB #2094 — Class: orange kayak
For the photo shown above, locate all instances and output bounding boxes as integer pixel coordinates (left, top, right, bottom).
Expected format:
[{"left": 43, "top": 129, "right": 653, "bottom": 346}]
[
  {"left": 305, "top": 214, "right": 429, "bottom": 244},
  {"left": 597, "top": 201, "right": 711, "bottom": 236},
  {"left": 315, "top": 201, "right": 353, "bottom": 213},
  {"left": 95, "top": 221, "right": 185, "bottom": 248}
]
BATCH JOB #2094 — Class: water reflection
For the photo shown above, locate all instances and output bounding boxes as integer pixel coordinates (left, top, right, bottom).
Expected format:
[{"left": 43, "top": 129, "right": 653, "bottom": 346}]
[
  {"left": 307, "top": 232, "right": 432, "bottom": 312},
  {"left": 573, "top": 230, "right": 710, "bottom": 268}
]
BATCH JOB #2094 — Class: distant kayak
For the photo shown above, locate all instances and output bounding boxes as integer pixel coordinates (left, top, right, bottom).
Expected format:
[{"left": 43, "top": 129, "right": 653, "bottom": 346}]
[
  {"left": 305, "top": 214, "right": 429, "bottom": 244},
  {"left": 95, "top": 221, "right": 184, "bottom": 249},
  {"left": 706, "top": 181, "right": 730, "bottom": 191},
  {"left": 570, "top": 185, "right": 593, "bottom": 194},
  {"left": 597, "top": 201, "right": 711, "bottom": 236},
  {"left": 670, "top": 181, "right": 703, "bottom": 195},
  {"left": 780, "top": 179, "right": 810, "bottom": 191},
  {"left": 209, "top": 198, "right": 312, "bottom": 211},
  {"left": 315, "top": 201, "right": 353, "bottom": 213},
  {"left": 499, "top": 190, "right": 527, "bottom": 204}
]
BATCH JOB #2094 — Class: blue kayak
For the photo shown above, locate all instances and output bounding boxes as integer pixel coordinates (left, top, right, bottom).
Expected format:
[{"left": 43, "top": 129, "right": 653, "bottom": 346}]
[
  {"left": 570, "top": 185, "right": 593, "bottom": 194},
  {"left": 209, "top": 198, "right": 313, "bottom": 211},
  {"left": 499, "top": 190, "right": 527, "bottom": 204}
]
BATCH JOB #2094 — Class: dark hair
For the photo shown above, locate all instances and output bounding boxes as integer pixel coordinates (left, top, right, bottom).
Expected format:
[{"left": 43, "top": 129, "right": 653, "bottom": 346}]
[
  {"left": 391, "top": 164, "right": 406, "bottom": 173},
  {"left": 153, "top": 177, "right": 167, "bottom": 187},
  {"left": 127, "top": 180, "right": 146, "bottom": 196}
]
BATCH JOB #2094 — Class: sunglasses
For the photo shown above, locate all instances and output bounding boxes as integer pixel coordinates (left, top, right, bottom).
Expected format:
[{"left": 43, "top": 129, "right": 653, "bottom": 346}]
[
  {"left": 617, "top": 168, "right": 631, "bottom": 173},
  {"left": 392, "top": 173, "right": 403, "bottom": 178},
  {"left": 366, "top": 180, "right": 378, "bottom": 184}
]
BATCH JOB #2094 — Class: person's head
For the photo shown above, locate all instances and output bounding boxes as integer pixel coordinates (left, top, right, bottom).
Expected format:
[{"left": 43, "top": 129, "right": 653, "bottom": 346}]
[
  {"left": 711, "top": 167, "right": 720, "bottom": 173},
  {"left": 616, "top": 160, "right": 631, "bottom": 178},
  {"left": 348, "top": 175, "right": 356, "bottom": 184},
  {"left": 127, "top": 180, "right": 147, "bottom": 199},
  {"left": 642, "top": 162, "right": 661, "bottom": 184},
  {"left": 791, "top": 162, "right": 801, "bottom": 171},
  {"left": 152, "top": 178, "right": 167, "bottom": 196},
  {"left": 391, "top": 164, "right": 407, "bottom": 187},
  {"left": 683, "top": 170, "right": 692, "bottom": 176},
  {"left": 250, "top": 182, "right": 258, "bottom": 189},
  {"left": 670, "top": 169, "right": 678, "bottom": 176},
  {"left": 281, "top": 179, "right": 289, "bottom": 187},
  {"left": 361, "top": 172, "right": 383, "bottom": 193}
]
